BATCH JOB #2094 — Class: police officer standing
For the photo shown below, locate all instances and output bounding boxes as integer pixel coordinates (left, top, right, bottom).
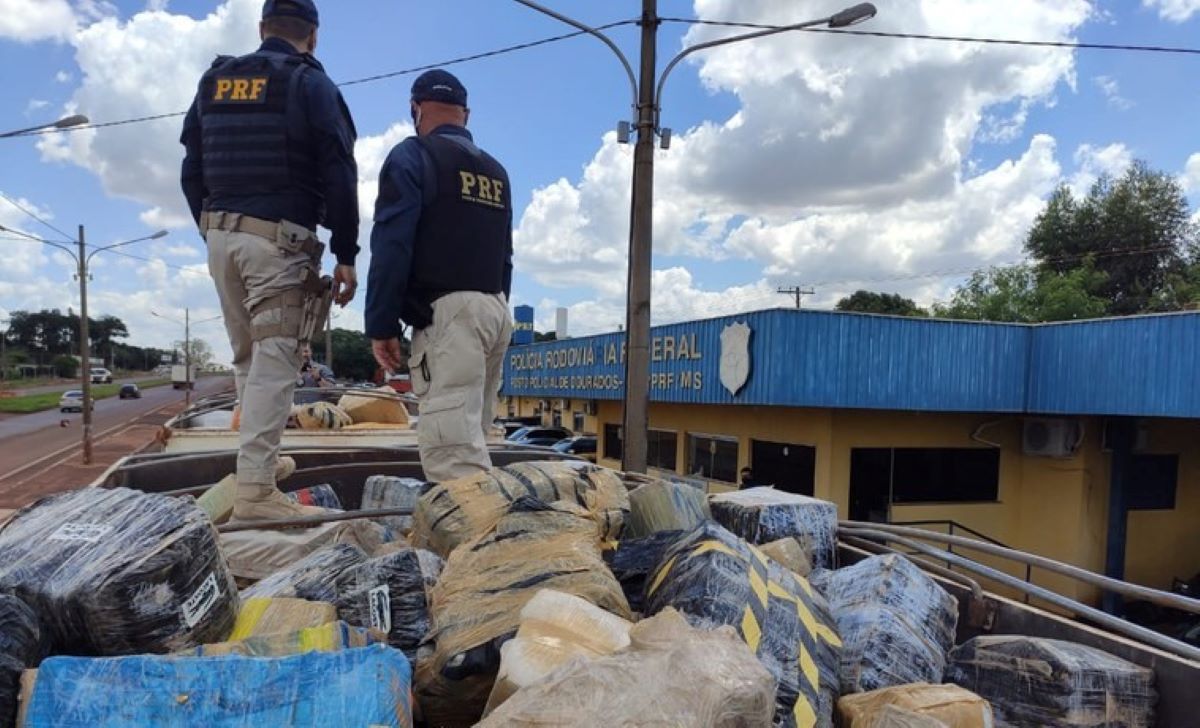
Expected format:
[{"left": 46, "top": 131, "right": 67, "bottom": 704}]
[
  {"left": 366, "top": 70, "right": 513, "bottom": 482},
  {"left": 180, "top": 0, "right": 358, "bottom": 520}
]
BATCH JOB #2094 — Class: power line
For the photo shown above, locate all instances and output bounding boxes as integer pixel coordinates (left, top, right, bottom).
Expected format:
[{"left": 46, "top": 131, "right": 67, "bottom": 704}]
[
  {"left": 0, "top": 192, "right": 74, "bottom": 241},
  {"left": 661, "top": 17, "right": 1200, "bottom": 55}
]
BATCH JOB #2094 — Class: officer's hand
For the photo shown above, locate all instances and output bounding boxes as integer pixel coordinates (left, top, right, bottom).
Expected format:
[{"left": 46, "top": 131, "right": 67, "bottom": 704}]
[
  {"left": 332, "top": 264, "right": 357, "bottom": 307},
  {"left": 372, "top": 338, "right": 405, "bottom": 373}
]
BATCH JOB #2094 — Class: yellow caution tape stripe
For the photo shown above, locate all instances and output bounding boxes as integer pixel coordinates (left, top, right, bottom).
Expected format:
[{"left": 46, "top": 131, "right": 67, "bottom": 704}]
[{"left": 228, "top": 597, "right": 271, "bottom": 641}]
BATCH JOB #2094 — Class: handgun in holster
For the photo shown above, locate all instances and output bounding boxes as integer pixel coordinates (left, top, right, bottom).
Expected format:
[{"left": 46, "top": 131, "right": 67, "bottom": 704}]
[{"left": 299, "top": 267, "right": 334, "bottom": 344}]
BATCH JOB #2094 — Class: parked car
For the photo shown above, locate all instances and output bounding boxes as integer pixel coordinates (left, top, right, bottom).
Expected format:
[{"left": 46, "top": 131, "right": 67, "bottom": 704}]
[
  {"left": 552, "top": 435, "right": 597, "bottom": 462},
  {"left": 508, "top": 426, "right": 573, "bottom": 447},
  {"left": 59, "top": 390, "right": 93, "bottom": 412},
  {"left": 118, "top": 383, "right": 141, "bottom": 399},
  {"left": 90, "top": 367, "right": 113, "bottom": 384}
]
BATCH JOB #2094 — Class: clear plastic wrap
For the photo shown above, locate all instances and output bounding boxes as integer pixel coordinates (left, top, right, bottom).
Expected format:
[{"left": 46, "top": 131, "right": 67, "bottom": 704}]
[
  {"left": 759, "top": 537, "right": 813, "bottom": 577},
  {"left": 603, "top": 530, "right": 686, "bottom": 613},
  {"left": 946, "top": 636, "right": 1155, "bottom": 728},
  {"left": 227, "top": 597, "right": 337, "bottom": 640},
  {"left": 837, "top": 683, "right": 994, "bottom": 728},
  {"left": 241, "top": 543, "right": 367, "bottom": 603},
  {"left": 709, "top": 487, "right": 839, "bottom": 569},
  {"left": 0, "top": 487, "right": 239, "bottom": 656},
  {"left": 416, "top": 497, "right": 631, "bottom": 727},
  {"left": 292, "top": 401, "right": 352, "bottom": 429},
  {"left": 362, "top": 476, "right": 427, "bottom": 536},
  {"left": 643, "top": 520, "right": 843, "bottom": 728},
  {"left": 337, "top": 386, "right": 411, "bottom": 425},
  {"left": 334, "top": 547, "right": 443, "bottom": 659},
  {"left": 817, "top": 554, "right": 958, "bottom": 693},
  {"left": 625, "top": 480, "right": 710, "bottom": 538},
  {"left": 220, "top": 520, "right": 385, "bottom": 582},
  {"left": 484, "top": 588, "right": 633, "bottom": 715},
  {"left": 285, "top": 484, "right": 343, "bottom": 510},
  {"left": 189, "top": 620, "right": 380, "bottom": 657},
  {"left": 477, "top": 607, "right": 775, "bottom": 728},
  {"left": 1, "top": 593, "right": 40, "bottom": 728},
  {"left": 21, "top": 643, "right": 412, "bottom": 727},
  {"left": 411, "top": 461, "right": 629, "bottom": 557}
]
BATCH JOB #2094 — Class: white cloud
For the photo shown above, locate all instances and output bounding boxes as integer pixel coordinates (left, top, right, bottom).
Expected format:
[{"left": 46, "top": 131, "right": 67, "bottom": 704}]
[
  {"left": 1092, "top": 75, "right": 1132, "bottom": 110},
  {"left": 1069, "top": 142, "right": 1133, "bottom": 195},
  {"left": 54, "top": 70, "right": 72, "bottom": 83},
  {"left": 0, "top": 193, "right": 55, "bottom": 278},
  {"left": 1182, "top": 153, "right": 1200, "bottom": 194},
  {"left": 1142, "top": 0, "right": 1200, "bottom": 22},
  {"left": 25, "top": 99, "right": 50, "bottom": 114},
  {"left": 0, "top": 0, "right": 77, "bottom": 42}
]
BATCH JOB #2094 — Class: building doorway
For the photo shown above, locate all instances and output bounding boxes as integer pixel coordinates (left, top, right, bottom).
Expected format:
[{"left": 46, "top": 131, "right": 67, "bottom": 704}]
[
  {"left": 849, "top": 448, "right": 891, "bottom": 523},
  {"left": 750, "top": 440, "right": 815, "bottom": 495}
]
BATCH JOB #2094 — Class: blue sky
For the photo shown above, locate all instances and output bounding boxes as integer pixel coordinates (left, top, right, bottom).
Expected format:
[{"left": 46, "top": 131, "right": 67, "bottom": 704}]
[{"left": 2, "top": 0, "right": 1200, "bottom": 360}]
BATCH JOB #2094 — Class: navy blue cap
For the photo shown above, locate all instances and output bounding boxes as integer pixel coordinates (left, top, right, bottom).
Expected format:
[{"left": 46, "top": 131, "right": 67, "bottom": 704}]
[
  {"left": 411, "top": 69, "right": 468, "bottom": 107},
  {"left": 262, "top": 0, "right": 319, "bottom": 27}
]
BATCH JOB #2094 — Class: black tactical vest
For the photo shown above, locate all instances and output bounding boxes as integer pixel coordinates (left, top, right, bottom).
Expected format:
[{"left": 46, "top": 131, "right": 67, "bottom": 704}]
[
  {"left": 197, "top": 52, "right": 321, "bottom": 200},
  {"left": 408, "top": 133, "right": 511, "bottom": 304}
]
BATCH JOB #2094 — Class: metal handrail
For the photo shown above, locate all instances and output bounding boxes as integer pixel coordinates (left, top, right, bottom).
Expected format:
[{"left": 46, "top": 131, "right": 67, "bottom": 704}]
[{"left": 888, "top": 518, "right": 1034, "bottom": 599}]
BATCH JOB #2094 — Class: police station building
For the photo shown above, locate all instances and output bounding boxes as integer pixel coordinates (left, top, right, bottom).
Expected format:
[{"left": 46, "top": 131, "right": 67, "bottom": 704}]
[{"left": 501, "top": 307, "right": 1200, "bottom": 602}]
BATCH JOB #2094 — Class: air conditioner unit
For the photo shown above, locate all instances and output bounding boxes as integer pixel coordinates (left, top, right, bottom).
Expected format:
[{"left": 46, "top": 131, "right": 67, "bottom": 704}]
[
  {"left": 1022, "top": 418, "right": 1083, "bottom": 458},
  {"left": 583, "top": 400, "right": 598, "bottom": 416}
]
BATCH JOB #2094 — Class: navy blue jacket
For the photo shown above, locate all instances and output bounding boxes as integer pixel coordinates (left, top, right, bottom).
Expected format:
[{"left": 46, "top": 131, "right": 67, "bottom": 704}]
[
  {"left": 365, "top": 125, "right": 514, "bottom": 339},
  {"left": 180, "top": 38, "right": 360, "bottom": 265}
]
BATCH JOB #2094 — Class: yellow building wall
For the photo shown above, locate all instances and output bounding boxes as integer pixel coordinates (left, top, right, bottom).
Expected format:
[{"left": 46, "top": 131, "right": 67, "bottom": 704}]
[{"left": 1124, "top": 420, "right": 1200, "bottom": 591}]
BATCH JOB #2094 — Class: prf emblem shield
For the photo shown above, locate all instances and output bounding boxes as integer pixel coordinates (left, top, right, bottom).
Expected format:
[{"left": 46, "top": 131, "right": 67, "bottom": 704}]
[
  {"left": 719, "top": 321, "right": 752, "bottom": 396},
  {"left": 212, "top": 76, "right": 269, "bottom": 103}
]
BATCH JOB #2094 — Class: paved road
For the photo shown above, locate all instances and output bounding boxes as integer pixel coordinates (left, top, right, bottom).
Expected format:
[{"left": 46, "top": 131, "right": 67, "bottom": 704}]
[
  {"left": 0, "top": 377, "right": 231, "bottom": 481},
  {"left": 0, "top": 375, "right": 159, "bottom": 398}
]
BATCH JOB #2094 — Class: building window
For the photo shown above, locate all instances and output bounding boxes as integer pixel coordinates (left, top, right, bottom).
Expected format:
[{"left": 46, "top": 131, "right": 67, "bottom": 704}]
[
  {"left": 603, "top": 423, "right": 623, "bottom": 461},
  {"left": 573, "top": 412, "right": 586, "bottom": 433},
  {"left": 850, "top": 447, "right": 1000, "bottom": 520},
  {"left": 648, "top": 429, "right": 678, "bottom": 471},
  {"left": 1128, "top": 454, "right": 1178, "bottom": 510},
  {"left": 688, "top": 434, "right": 739, "bottom": 483}
]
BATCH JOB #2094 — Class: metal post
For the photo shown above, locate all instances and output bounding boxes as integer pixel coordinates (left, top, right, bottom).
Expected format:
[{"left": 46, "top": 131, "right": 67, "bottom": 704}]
[
  {"left": 325, "top": 310, "right": 333, "bottom": 372},
  {"left": 185, "top": 308, "right": 192, "bottom": 406},
  {"left": 1103, "top": 418, "right": 1135, "bottom": 614},
  {"left": 621, "top": 0, "right": 657, "bottom": 474},
  {"left": 78, "top": 224, "right": 93, "bottom": 465}
]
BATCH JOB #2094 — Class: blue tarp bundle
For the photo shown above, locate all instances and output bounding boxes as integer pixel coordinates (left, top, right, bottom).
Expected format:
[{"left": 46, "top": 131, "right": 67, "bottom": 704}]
[{"left": 23, "top": 644, "right": 413, "bottom": 727}]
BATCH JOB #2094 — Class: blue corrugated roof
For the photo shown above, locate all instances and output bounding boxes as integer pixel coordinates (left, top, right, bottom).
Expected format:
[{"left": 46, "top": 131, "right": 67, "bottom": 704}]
[{"left": 501, "top": 308, "right": 1200, "bottom": 418}]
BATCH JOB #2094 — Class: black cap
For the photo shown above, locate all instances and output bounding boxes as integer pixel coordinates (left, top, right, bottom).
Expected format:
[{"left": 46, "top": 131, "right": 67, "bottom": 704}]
[
  {"left": 411, "top": 69, "right": 468, "bottom": 107},
  {"left": 262, "top": 0, "right": 319, "bottom": 27}
]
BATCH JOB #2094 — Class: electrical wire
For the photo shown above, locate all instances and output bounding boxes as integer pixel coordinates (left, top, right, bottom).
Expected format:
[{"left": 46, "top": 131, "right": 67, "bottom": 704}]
[{"left": 0, "top": 192, "right": 74, "bottom": 241}]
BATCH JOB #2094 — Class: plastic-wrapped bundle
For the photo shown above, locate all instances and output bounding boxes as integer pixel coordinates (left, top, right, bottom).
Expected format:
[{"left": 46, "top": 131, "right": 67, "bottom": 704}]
[
  {"left": 338, "top": 386, "right": 411, "bottom": 425},
  {"left": 335, "top": 547, "right": 443, "bottom": 659},
  {"left": 837, "top": 683, "right": 994, "bottom": 728},
  {"left": 362, "top": 476, "right": 427, "bottom": 535},
  {"left": 603, "top": 530, "right": 686, "bottom": 613},
  {"left": 946, "top": 636, "right": 1155, "bottom": 728},
  {"left": 416, "top": 498, "right": 631, "bottom": 727},
  {"left": 478, "top": 607, "right": 775, "bottom": 728},
  {"left": 643, "top": 520, "right": 843, "bottom": 728},
  {"left": 220, "top": 522, "right": 384, "bottom": 582},
  {"left": 817, "top": 554, "right": 958, "bottom": 693},
  {"left": 484, "top": 588, "right": 633, "bottom": 715},
  {"left": 0, "top": 487, "right": 238, "bottom": 656},
  {"left": 293, "top": 401, "right": 352, "bottom": 429},
  {"left": 709, "top": 487, "right": 838, "bottom": 569},
  {"left": 227, "top": 598, "right": 337, "bottom": 641},
  {"left": 625, "top": 480, "right": 709, "bottom": 538},
  {"left": 286, "top": 484, "right": 343, "bottom": 510},
  {"left": 1, "top": 593, "right": 40, "bottom": 728},
  {"left": 190, "top": 620, "right": 380, "bottom": 657},
  {"left": 412, "top": 461, "right": 629, "bottom": 557},
  {"left": 241, "top": 543, "right": 367, "bottom": 603},
  {"left": 22, "top": 643, "right": 412, "bottom": 727},
  {"left": 760, "top": 537, "right": 812, "bottom": 577}
]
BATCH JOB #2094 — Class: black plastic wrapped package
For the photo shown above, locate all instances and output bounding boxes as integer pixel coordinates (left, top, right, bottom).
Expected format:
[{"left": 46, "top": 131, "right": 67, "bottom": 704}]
[
  {"left": 0, "top": 488, "right": 238, "bottom": 656},
  {"left": 0, "top": 593, "right": 40, "bottom": 728},
  {"left": 643, "top": 520, "right": 843, "bottom": 728},
  {"left": 946, "top": 635, "right": 1155, "bottom": 727},
  {"left": 709, "top": 487, "right": 839, "bottom": 569},
  {"left": 362, "top": 476, "right": 427, "bottom": 535},
  {"left": 603, "top": 530, "right": 685, "bottom": 613},
  {"left": 335, "top": 547, "right": 443, "bottom": 659},
  {"left": 816, "top": 554, "right": 958, "bottom": 693},
  {"left": 242, "top": 543, "right": 368, "bottom": 603},
  {"left": 286, "top": 484, "right": 343, "bottom": 510}
]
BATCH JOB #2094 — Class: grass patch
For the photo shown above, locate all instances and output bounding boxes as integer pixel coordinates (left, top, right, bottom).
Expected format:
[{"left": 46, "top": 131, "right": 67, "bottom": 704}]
[{"left": 0, "top": 378, "right": 173, "bottom": 414}]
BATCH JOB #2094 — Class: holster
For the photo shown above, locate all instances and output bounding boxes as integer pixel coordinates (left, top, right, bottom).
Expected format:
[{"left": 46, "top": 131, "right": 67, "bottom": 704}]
[{"left": 299, "top": 268, "right": 334, "bottom": 344}]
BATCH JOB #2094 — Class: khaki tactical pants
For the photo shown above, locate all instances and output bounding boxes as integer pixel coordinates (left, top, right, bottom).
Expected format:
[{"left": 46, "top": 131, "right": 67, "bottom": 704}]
[
  {"left": 410, "top": 291, "right": 512, "bottom": 482},
  {"left": 206, "top": 226, "right": 316, "bottom": 486}
]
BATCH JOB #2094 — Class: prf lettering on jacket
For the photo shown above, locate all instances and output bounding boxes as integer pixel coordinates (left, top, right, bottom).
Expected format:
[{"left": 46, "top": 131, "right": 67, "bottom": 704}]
[
  {"left": 458, "top": 171, "right": 506, "bottom": 209},
  {"left": 213, "top": 77, "right": 269, "bottom": 103}
]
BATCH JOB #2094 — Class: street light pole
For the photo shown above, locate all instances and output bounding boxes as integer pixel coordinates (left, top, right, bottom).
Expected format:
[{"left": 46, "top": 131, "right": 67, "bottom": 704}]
[
  {"left": 185, "top": 308, "right": 192, "bottom": 407},
  {"left": 0, "top": 114, "right": 90, "bottom": 139},
  {"left": 77, "top": 224, "right": 94, "bottom": 464}
]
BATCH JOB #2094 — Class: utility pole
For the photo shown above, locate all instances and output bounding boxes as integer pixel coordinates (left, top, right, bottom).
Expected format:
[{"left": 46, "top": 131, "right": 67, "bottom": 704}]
[
  {"left": 778, "top": 285, "right": 815, "bottom": 309},
  {"left": 184, "top": 308, "right": 192, "bottom": 407},
  {"left": 77, "top": 224, "right": 93, "bottom": 465},
  {"left": 0, "top": 318, "right": 8, "bottom": 383}
]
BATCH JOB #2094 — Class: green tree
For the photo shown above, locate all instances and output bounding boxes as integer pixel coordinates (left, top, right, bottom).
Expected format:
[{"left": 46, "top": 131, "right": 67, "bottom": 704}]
[
  {"left": 933, "top": 263, "right": 1108, "bottom": 322},
  {"left": 835, "top": 290, "right": 927, "bottom": 317},
  {"left": 327, "top": 328, "right": 398, "bottom": 382},
  {"left": 90, "top": 315, "right": 129, "bottom": 367},
  {"left": 175, "top": 338, "right": 214, "bottom": 368},
  {"left": 534, "top": 331, "right": 558, "bottom": 342},
  {"left": 52, "top": 354, "right": 78, "bottom": 378}
]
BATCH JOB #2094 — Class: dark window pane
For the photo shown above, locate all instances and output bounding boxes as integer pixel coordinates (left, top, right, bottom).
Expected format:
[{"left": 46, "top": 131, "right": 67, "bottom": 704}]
[
  {"left": 603, "top": 423, "right": 623, "bottom": 461},
  {"left": 647, "top": 430, "right": 678, "bottom": 471},
  {"left": 573, "top": 412, "right": 585, "bottom": 432},
  {"left": 688, "top": 435, "right": 739, "bottom": 483},
  {"left": 1128, "top": 454, "right": 1178, "bottom": 510},
  {"left": 891, "top": 448, "right": 999, "bottom": 503}
]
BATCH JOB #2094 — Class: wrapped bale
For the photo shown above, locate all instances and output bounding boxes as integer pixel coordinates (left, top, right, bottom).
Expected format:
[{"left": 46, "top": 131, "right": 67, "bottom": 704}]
[
  {"left": 285, "top": 484, "right": 343, "bottom": 510},
  {"left": 189, "top": 620, "right": 380, "bottom": 657},
  {"left": 220, "top": 522, "right": 383, "bottom": 582},
  {"left": 22, "top": 643, "right": 411, "bottom": 727},
  {"left": 478, "top": 607, "right": 775, "bottom": 728},
  {"left": 1, "top": 594, "right": 40, "bottom": 728},
  {"left": 837, "top": 683, "right": 994, "bottom": 728},
  {"left": 625, "top": 480, "right": 710, "bottom": 538},
  {"left": 362, "top": 476, "right": 427, "bottom": 536},
  {"left": 412, "top": 461, "right": 629, "bottom": 557},
  {"left": 227, "top": 598, "right": 337, "bottom": 640},
  {"left": 817, "top": 554, "right": 958, "bottom": 693},
  {"left": 709, "top": 487, "right": 838, "bottom": 569},
  {"left": 293, "top": 401, "right": 352, "bottom": 430},
  {"left": 241, "top": 543, "right": 367, "bottom": 603},
  {"left": 416, "top": 498, "right": 631, "bottom": 727},
  {"left": 946, "top": 636, "right": 1155, "bottom": 728},
  {"left": 338, "top": 386, "right": 411, "bottom": 425},
  {"left": 335, "top": 547, "right": 443, "bottom": 659},
  {"left": 484, "top": 588, "right": 632, "bottom": 715},
  {"left": 603, "top": 530, "right": 686, "bottom": 613},
  {"left": 644, "top": 520, "right": 843, "bottom": 728},
  {"left": 760, "top": 537, "right": 812, "bottom": 577},
  {"left": 0, "top": 488, "right": 238, "bottom": 655}
]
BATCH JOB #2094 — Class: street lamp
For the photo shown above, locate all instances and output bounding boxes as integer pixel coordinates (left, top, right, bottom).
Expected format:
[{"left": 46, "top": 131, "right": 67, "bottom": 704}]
[
  {"left": 510, "top": 1, "right": 878, "bottom": 473},
  {"left": 151, "top": 309, "right": 221, "bottom": 407},
  {"left": 0, "top": 223, "right": 167, "bottom": 463},
  {"left": 0, "top": 114, "right": 90, "bottom": 139}
]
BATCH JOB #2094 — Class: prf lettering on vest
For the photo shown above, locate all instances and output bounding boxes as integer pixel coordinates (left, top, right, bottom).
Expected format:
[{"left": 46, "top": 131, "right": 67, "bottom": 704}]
[
  {"left": 458, "top": 170, "right": 506, "bottom": 209},
  {"left": 213, "top": 76, "right": 269, "bottom": 103}
]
